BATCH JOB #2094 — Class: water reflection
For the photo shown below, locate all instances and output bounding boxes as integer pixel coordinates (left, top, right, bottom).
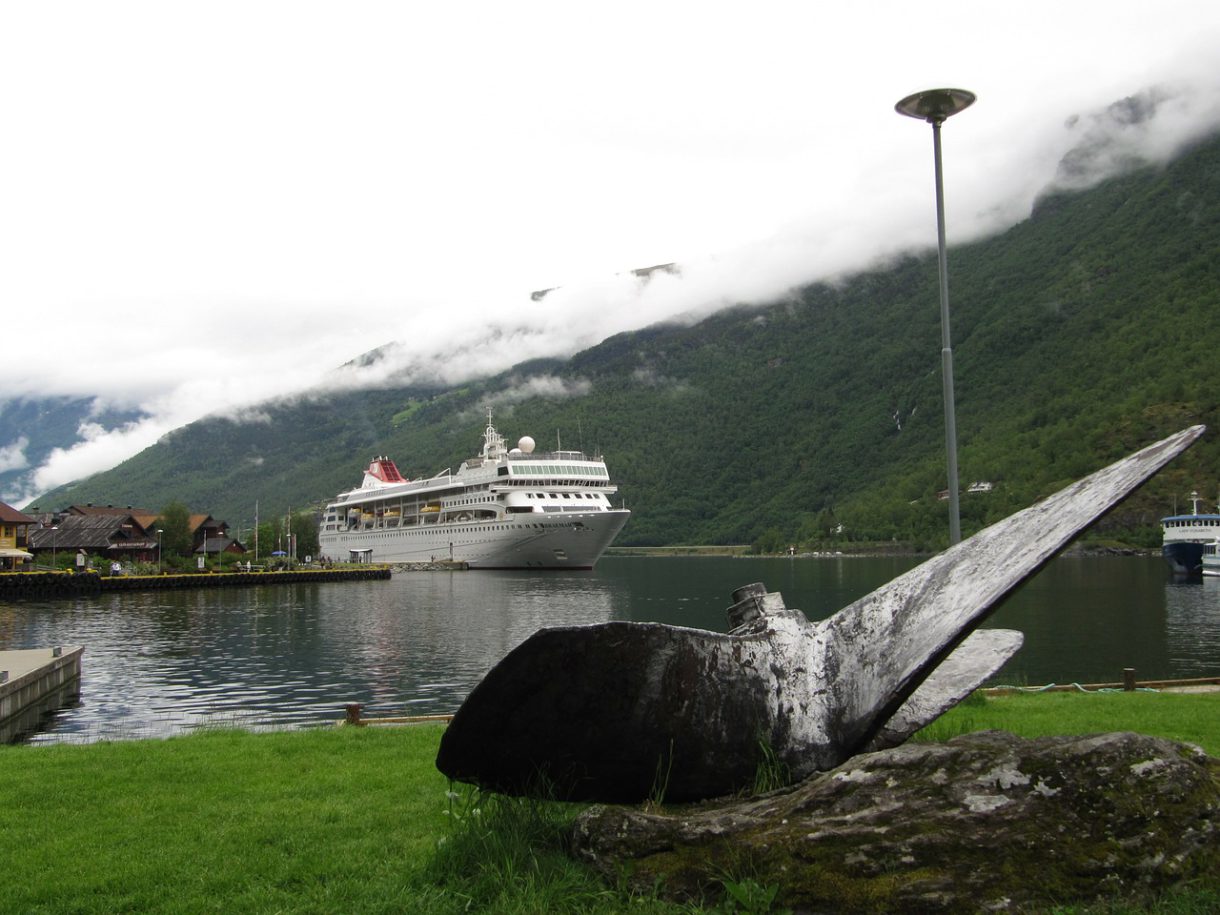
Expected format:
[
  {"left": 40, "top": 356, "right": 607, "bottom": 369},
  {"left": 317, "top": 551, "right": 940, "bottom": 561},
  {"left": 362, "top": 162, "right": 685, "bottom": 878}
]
[
  {"left": 2, "top": 555, "right": 1217, "bottom": 743},
  {"left": 6, "top": 572, "right": 621, "bottom": 743},
  {"left": 1164, "top": 576, "right": 1220, "bottom": 675}
]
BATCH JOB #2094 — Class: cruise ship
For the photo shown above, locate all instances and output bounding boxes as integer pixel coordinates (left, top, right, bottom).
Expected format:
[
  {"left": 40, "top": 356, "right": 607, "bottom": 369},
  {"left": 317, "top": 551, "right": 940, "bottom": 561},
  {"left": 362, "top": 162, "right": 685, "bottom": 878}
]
[
  {"left": 317, "top": 413, "right": 630, "bottom": 569},
  {"left": 1161, "top": 490, "right": 1220, "bottom": 575}
]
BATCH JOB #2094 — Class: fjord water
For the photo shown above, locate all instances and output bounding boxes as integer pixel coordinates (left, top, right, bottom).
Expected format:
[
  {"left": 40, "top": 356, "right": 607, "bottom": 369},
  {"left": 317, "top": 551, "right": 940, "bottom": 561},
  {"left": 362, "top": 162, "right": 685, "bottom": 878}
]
[{"left": 2, "top": 555, "right": 1217, "bottom": 743}]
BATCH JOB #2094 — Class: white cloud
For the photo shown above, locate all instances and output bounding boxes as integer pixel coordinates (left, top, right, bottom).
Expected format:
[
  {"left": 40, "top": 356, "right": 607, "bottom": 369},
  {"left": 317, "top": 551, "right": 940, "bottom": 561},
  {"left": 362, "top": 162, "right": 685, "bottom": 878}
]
[
  {"left": 490, "top": 375, "right": 594, "bottom": 407},
  {"left": 28, "top": 420, "right": 170, "bottom": 501},
  {"left": 0, "top": 436, "right": 29, "bottom": 474}
]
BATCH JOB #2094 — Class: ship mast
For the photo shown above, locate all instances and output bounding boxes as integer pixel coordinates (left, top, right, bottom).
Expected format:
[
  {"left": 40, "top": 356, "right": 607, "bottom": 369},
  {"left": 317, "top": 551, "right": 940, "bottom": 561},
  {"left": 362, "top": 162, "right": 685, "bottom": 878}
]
[{"left": 482, "top": 407, "right": 506, "bottom": 460}]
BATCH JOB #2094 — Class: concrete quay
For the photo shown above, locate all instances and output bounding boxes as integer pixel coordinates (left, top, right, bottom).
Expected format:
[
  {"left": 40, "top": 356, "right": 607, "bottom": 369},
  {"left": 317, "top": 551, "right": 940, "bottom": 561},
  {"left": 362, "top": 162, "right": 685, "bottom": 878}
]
[{"left": 0, "top": 646, "right": 83, "bottom": 743}]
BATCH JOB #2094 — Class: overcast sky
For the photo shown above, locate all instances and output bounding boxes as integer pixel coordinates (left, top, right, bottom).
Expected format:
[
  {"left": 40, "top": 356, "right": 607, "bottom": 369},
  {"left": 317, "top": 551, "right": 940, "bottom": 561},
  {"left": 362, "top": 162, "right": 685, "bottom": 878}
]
[{"left": 3, "top": 1, "right": 1220, "bottom": 503}]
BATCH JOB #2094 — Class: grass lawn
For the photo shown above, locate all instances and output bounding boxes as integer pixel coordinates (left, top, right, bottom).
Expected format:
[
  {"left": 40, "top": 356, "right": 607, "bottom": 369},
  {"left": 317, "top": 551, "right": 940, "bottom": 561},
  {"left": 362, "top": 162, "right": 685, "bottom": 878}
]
[
  {"left": 918, "top": 688, "right": 1220, "bottom": 756},
  {"left": 0, "top": 691, "right": 1216, "bottom": 913}
]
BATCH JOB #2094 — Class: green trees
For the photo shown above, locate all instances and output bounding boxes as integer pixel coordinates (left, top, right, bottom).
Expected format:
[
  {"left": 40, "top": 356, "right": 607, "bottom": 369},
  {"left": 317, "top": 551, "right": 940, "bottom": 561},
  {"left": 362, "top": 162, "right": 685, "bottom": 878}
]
[
  {"left": 155, "top": 501, "right": 193, "bottom": 558},
  {"left": 292, "top": 511, "right": 319, "bottom": 560},
  {"left": 252, "top": 512, "right": 319, "bottom": 561}
]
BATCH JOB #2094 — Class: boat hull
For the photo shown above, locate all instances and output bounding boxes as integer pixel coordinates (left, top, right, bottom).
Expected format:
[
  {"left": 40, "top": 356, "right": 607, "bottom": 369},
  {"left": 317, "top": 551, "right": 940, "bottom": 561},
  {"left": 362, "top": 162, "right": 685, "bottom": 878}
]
[
  {"left": 319, "top": 509, "right": 630, "bottom": 570},
  {"left": 1204, "top": 544, "right": 1220, "bottom": 578},
  {"left": 1162, "top": 541, "right": 1205, "bottom": 576}
]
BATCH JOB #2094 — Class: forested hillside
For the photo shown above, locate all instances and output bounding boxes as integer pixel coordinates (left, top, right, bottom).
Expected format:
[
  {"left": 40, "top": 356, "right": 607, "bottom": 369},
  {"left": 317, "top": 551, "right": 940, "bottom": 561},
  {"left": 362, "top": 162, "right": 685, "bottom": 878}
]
[{"left": 33, "top": 131, "right": 1220, "bottom": 551}]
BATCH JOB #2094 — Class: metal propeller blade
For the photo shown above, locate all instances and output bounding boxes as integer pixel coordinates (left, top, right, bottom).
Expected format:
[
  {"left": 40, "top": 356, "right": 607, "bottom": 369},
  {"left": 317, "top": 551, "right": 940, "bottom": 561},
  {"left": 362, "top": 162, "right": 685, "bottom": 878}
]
[{"left": 436, "top": 426, "right": 1204, "bottom": 802}]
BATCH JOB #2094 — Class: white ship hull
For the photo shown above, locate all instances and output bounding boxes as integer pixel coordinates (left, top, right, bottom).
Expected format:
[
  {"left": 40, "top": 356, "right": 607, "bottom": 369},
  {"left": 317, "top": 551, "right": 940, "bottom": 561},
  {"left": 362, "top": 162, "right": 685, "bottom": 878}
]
[{"left": 320, "top": 508, "right": 629, "bottom": 569}]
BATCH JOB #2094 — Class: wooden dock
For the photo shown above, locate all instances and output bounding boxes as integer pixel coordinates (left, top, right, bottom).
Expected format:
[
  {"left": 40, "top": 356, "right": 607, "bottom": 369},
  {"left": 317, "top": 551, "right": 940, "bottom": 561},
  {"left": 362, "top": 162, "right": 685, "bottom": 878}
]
[
  {"left": 0, "top": 646, "right": 84, "bottom": 742},
  {"left": 0, "top": 566, "right": 392, "bottom": 599}
]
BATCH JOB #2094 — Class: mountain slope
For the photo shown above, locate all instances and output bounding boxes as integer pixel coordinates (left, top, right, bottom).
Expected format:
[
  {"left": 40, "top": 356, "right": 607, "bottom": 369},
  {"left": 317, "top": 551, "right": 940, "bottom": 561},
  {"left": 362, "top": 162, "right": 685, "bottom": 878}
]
[{"left": 29, "top": 131, "right": 1220, "bottom": 549}]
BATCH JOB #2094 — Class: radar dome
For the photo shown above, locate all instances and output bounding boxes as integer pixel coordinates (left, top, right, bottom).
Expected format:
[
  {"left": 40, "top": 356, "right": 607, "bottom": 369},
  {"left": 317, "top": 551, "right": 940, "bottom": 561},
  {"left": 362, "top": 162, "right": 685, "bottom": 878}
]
[{"left": 517, "top": 436, "right": 536, "bottom": 454}]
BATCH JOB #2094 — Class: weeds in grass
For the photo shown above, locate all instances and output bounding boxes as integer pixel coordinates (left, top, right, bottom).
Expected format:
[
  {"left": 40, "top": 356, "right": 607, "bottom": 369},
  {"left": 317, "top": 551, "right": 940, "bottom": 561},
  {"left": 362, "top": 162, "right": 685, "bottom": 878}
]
[
  {"left": 706, "top": 853, "right": 792, "bottom": 915},
  {"left": 751, "top": 736, "right": 792, "bottom": 795},
  {"left": 1046, "top": 883, "right": 1220, "bottom": 913},
  {"left": 912, "top": 709, "right": 980, "bottom": 742},
  {"left": 644, "top": 738, "right": 676, "bottom": 812},
  {"left": 711, "top": 878, "right": 791, "bottom": 914},
  {"left": 429, "top": 781, "right": 622, "bottom": 912}
]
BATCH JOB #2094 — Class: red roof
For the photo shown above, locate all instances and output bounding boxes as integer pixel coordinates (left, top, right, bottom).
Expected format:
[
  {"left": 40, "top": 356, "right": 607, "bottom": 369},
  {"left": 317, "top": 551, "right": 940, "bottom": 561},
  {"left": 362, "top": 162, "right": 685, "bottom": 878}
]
[{"left": 0, "top": 502, "right": 36, "bottom": 524}]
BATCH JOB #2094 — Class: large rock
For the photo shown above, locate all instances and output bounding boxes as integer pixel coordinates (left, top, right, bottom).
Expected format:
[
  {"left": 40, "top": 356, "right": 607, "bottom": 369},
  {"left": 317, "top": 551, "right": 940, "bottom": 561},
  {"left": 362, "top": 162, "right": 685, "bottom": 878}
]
[{"left": 571, "top": 731, "right": 1220, "bottom": 913}]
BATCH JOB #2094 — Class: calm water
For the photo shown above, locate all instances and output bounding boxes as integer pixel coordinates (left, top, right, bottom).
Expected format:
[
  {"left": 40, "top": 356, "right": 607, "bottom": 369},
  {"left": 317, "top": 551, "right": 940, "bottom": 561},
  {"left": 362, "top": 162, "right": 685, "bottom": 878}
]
[{"left": 2, "top": 555, "right": 1218, "bottom": 743}]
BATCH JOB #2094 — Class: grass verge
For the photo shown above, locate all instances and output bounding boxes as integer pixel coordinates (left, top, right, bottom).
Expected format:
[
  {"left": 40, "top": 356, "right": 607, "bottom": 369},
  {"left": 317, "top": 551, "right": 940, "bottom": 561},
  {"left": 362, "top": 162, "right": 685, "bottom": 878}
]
[
  {"left": 0, "top": 691, "right": 1216, "bottom": 913},
  {"left": 915, "top": 688, "right": 1220, "bottom": 756}
]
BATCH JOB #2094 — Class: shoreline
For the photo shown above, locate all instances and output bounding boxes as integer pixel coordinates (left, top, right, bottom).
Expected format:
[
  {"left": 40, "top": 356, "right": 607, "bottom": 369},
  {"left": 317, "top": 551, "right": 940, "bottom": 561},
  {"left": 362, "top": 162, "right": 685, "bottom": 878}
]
[{"left": 607, "top": 543, "right": 1162, "bottom": 560}]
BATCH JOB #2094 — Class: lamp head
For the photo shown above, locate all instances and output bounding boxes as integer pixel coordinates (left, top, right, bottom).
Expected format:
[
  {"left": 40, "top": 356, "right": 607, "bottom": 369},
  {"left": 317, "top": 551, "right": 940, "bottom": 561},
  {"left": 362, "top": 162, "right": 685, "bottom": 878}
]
[{"left": 895, "top": 88, "right": 976, "bottom": 123}]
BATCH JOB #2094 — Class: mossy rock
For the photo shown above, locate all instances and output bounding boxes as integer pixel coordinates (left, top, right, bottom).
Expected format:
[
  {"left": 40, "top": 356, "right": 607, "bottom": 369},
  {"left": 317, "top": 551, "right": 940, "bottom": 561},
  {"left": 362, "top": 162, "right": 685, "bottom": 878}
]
[{"left": 571, "top": 730, "right": 1219, "bottom": 913}]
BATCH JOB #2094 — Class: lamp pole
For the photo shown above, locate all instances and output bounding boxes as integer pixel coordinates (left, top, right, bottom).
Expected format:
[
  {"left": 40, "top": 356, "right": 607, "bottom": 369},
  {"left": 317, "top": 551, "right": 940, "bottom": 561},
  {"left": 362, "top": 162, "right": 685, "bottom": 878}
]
[
  {"left": 51, "top": 525, "right": 58, "bottom": 569},
  {"left": 895, "top": 88, "right": 975, "bottom": 545},
  {"left": 157, "top": 528, "right": 163, "bottom": 574}
]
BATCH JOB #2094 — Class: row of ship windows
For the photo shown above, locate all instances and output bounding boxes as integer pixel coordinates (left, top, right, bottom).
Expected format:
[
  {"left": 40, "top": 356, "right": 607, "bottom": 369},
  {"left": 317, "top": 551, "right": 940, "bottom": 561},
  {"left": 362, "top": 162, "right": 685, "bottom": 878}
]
[
  {"left": 495, "top": 473, "right": 611, "bottom": 487},
  {"left": 326, "top": 521, "right": 573, "bottom": 535},
  {"left": 332, "top": 491, "right": 603, "bottom": 519},
  {"left": 1165, "top": 519, "right": 1220, "bottom": 528},
  {"left": 509, "top": 465, "right": 608, "bottom": 477}
]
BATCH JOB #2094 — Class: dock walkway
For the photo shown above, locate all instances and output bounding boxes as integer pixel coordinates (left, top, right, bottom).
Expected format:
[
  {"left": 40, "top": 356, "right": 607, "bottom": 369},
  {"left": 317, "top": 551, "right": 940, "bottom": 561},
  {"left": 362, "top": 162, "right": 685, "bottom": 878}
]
[
  {"left": 0, "top": 646, "right": 83, "bottom": 742},
  {"left": 0, "top": 567, "right": 392, "bottom": 599}
]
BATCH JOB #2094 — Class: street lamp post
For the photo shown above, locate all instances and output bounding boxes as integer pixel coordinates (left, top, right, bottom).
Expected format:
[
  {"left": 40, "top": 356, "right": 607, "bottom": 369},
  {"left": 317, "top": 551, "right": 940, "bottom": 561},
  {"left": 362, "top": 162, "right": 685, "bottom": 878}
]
[
  {"left": 51, "top": 525, "right": 58, "bottom": 570},
  {"left": 157, "top": 528, "right": 163, "bottom": 574},
  {"left": 895, "top": 88, "right": 975, "bottom": 545}
]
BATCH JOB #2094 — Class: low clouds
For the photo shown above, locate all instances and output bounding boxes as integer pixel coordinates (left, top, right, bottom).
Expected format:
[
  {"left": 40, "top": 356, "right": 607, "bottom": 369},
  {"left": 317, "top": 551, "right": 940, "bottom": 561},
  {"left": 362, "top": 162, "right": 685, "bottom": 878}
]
[
  {"left": 489, "top": 375, "right": 593, "bottom": 408},
  {"left": 16, "top": 420, "right": 165, "bottom": 507},
  {"left": 1051, "top": 83, "right": 1220, "bottom": 192},
  {"left": 0, "top": 437, "right": 29, "bottom": 474}
]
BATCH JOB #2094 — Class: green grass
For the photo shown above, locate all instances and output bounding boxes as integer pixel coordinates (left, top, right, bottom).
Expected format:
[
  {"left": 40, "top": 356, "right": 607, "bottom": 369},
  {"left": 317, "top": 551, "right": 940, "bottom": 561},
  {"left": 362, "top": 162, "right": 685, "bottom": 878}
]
[
  {"left": 0, "top": 691, "right": 1217, "bottom": 913},
  {"left": 0, "top": 725, "right": 682, "bottom": 914},
  {"left": 0, "top": 726, "right": 452, "bottom": 913},
  {"left": 915, "top": 689, "right": 1220, "bottom": 756}
]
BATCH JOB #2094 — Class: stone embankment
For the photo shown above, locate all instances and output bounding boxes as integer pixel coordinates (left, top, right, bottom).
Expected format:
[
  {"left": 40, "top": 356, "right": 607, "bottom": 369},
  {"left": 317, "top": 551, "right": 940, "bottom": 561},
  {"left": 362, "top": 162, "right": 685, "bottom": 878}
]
[{"left": 389, "top": 560, "right": 468, "bottom": 572}]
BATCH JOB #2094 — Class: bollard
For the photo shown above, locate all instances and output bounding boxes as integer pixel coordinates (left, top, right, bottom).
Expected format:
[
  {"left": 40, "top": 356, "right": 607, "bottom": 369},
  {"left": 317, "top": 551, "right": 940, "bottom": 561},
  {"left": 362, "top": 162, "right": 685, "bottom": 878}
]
[
  {"left": 1122, "top": 668, "right": 1136, "bottom": 692},
  {"left": 0, "top": 670, "right": 7, "bottom": 684},
  {"left": 52, "top": 646, "right": 62, "bottom": 657},
  {"left": 345, "top": 703, "right": 363, "bottom": 726}
]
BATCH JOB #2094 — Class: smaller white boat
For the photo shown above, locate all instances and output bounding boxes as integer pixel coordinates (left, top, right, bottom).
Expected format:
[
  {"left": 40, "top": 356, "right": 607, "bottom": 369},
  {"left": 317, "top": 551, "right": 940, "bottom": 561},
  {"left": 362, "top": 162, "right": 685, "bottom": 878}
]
[
  {"left": 1161, "top": 490, "right": 1220, "bottom": 575},
  {"left": 1203, "top": 541, "right": 1220, "bottom": 578}
]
